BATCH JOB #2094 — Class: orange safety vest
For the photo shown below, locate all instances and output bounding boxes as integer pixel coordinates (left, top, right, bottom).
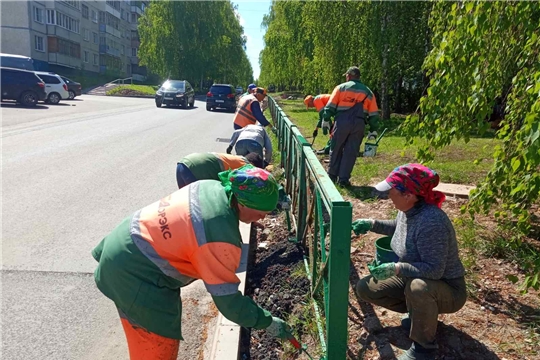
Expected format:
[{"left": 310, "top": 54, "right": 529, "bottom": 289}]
[
  {"left": 233, "top": 94, "right": 258, "bottom": 128},
  {"left": 313, "top": 94, "right": 331, "bottom": 112}
]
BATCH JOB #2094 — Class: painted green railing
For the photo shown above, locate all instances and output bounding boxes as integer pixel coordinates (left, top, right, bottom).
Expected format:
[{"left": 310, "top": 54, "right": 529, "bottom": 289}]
[{"left": 268, "top": 96, "right": 352, "bottom": 360}]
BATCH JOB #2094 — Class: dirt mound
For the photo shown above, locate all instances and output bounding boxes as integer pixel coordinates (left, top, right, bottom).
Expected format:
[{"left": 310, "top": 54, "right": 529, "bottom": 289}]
[{"left": 240, "top": 217, "right": 312, "bottom": 360}]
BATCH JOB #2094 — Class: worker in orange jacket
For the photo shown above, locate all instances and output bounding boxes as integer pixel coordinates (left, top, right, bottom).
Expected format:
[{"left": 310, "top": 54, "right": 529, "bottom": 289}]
[
  {"left": 233, "top": 88, "right": 273, "bottom": 130},
  {"left": 304, "top": 94, "right": 333, "bottom": 155},
  {"left": 323, "top": 66, "right": 380, "bottom": 187},
  {"left": 92, "top": 165, "right": 293, "bottom": 359}
]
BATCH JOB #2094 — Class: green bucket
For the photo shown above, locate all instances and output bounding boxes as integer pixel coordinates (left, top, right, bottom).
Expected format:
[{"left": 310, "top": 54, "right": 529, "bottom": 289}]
[{"left": 375, "top": 236, "right": 399, "bottom": 264}]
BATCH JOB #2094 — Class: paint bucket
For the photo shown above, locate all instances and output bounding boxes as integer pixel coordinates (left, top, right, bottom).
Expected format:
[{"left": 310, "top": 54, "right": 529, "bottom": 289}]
[
  {"left": 375, "top": 236, "right": 399, "bottom": 264},
  {"left": 363, "top": 142, "right": 378, "bottom": 157}
]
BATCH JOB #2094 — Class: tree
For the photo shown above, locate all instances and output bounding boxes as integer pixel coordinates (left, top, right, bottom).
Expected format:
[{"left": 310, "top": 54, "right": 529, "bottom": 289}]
[
  {"left": 138, "top": 0, "right": 253, "bottom": 89},
  {"left": 402, "top": 1, "right": 540, "bottom": 291}
]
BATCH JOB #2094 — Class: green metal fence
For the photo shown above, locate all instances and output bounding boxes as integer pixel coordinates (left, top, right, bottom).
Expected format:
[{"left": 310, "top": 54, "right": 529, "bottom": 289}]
[{"left": 268, "top": 96, "right": 352, "bottom": 360}]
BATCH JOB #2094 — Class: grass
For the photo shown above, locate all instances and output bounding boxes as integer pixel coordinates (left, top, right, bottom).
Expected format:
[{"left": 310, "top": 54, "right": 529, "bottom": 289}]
[
  {"left": 106, "top": 84, "right": 158, "bottom": 97},
  {"left": 273, "top": 97, "right": 500, "bottom": 193}
]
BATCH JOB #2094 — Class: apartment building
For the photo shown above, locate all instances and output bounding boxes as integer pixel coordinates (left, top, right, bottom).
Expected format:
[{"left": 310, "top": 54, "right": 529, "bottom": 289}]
[{"left": 0, "top": 0, "right": 147, "bottom": 79}]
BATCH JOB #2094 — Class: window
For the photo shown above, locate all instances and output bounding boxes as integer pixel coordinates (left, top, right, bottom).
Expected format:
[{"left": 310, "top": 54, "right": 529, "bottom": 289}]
[
  {"left": 131, "top": 13, "right": 136, "bottom": 24},
  {"left": 84, "top": 51, "right": 89, "bottom": 63},
  {"left": 93, "top": 53, "right": 98, "bottom": 65},
  {"left": 62, "top": 1, "right": 79, "bottom": 9},
  {"left": 50, "top": 37, "right": 81, "bottom": 58},
  {"left": 82, "top": 4, "right": 89, "bottom": 19},
  {"left": 49, "top": 11, "right": 79, "bottom": 33},
  {"left": 91, "top": 10, "right": 98, "bottom": 23},
  {"left": 35, "top": 36, "right": 44, "bottom": 52},
  {"left": 84, "top": 29, "right": 90, "bottom": 41},
  {"left": 40, "top": 74, "right": 61, "bottom": 84},
  {"left": 93, "top": 32, "right": 98, "bottom": 44},
  {"left": 34, "top": 7, "right": 44, "bottom": 23},
  {"left": 121, "top": 45, "right": 124, "bottom": 55},
  {"left": 99, "top": 11, "right": 106, "bottom": 24},
  {"left": 47, "top": 9, "right": 55, "bottom": 24},
  {"left": 125, "top": 30, "right": 130, "bottom": 40},
  {"left": 131, "top": 47, "right": 137, "bottom": 57}
]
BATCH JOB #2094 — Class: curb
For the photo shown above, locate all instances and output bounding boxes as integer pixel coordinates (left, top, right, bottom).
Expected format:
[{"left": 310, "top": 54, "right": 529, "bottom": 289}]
[{"left": 208, "top": 222, "right": 251, "bottom": 360}]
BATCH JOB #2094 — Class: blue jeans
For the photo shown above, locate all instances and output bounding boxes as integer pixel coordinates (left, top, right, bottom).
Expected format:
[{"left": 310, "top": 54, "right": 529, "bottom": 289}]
[
  {"left": 235, "top": 139, "right": 263, "bottom": 158},
  {"left": 176, "top": 163, "right": 197, "bottom": 189}
]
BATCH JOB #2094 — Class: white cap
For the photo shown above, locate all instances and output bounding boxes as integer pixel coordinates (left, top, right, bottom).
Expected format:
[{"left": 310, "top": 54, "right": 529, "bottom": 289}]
[{"left": 374, "top": 180, "right": 392, "bottom": 192}]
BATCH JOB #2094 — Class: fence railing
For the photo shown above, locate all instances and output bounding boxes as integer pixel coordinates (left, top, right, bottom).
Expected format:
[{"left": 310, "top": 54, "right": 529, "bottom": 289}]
[
  {"left": 268, "top": 96, "right": 352, "bottom": 360},
  {"left": 107, "top": 77, "right": 133, "bottom": 85}
]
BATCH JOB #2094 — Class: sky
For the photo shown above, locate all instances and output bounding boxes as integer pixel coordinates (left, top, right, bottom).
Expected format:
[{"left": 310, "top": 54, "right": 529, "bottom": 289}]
[{"left": 234, "top": 0, "right": 272, "bottom": 81}]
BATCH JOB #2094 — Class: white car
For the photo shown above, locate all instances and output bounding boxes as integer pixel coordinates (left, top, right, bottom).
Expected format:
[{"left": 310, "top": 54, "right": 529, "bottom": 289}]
[{"left": 34, "top": 71, "right": 69, "bottom": 104}]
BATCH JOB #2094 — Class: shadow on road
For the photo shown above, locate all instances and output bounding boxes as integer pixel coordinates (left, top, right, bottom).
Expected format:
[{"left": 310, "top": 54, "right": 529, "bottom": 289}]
[{"left": 1, "top": 102, "right": 49, "bottom": 109}]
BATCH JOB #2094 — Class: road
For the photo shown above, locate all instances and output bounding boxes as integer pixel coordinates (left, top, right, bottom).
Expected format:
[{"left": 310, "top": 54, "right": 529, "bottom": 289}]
[{"left": 1, "top": 95, "right": 236, "bottom": 359}]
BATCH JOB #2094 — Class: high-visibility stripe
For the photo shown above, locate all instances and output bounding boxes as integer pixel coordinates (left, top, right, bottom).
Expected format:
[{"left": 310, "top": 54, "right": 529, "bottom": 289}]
[
  {"left": 204, "top": 282, "right": 239, "bottom": 296},
  {"left": 237, "top": 108, "right": 257, "bottom": 123},
  {"left": 189, "top": 182, "right": 207, "bottom": 247},
  {"left": 130, "top": 210, "right": 196, "bottom": 284}
]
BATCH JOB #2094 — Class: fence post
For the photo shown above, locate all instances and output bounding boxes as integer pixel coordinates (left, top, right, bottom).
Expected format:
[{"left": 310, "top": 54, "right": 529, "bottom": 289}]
[{"left": 326, "top": 202, "right": 352, "bottom": 360}]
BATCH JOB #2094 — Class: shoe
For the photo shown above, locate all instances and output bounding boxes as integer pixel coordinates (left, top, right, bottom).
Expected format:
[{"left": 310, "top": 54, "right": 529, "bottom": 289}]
[
  {"left": 398, "top": 342, "right": 437, "bottom": 360},
  {"left": 316, "top": 149, "right": 326, "bottom": 155},
  {"left": 401, "top": 314, "right": 411, "bottom": 331},
  {"left": 337, "top": 180, "right": 352, "bottom": 187},
  {"left": 323, "top": 159, "right": 330, "bottom": 163},
  {"left": 328, "top": 174, "right": 337, "bottom": 183}
]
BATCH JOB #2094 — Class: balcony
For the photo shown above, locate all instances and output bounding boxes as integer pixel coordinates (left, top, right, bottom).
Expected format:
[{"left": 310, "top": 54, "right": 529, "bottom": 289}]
[
  {"left": 106, "top": 4, "right": 121, "bottom": 19},
  {"left": 130, "top": 56, "right": 139, "bottom": 65},
  {"left": 131, "top": 39, "right": 140, "bottom": 48},
  {"left": 130, "top": 5, "right": 142, "bottom": 15},
  {"left": 99, "top": 24, "right": 121, "bottom": 38}
]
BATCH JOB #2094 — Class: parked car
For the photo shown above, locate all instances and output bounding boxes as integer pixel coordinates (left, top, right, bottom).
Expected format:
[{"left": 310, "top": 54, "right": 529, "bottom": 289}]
[
  {"left": 60, "top": 76, "right": 82, "bottom": 99},
  {"left": 34, "top": 71, "right": 69, "bottom": 104},
  {"left": 235, "top": 86, "right": 243, "bottom": 94},
  {"left": 155, "top": 80, "right": 195, "bottom": 108},
  {"left": 1, "top": 67, "right": 47, "bottom": 106},
  {"left": 206, "top": 84, "right": 238, "bottom": 112},
  {"left": 268, "top": 84, "right": 276, "bottom": 93},
  {"left": 0, "top": 53, "right": 35, "bottom": 71}
]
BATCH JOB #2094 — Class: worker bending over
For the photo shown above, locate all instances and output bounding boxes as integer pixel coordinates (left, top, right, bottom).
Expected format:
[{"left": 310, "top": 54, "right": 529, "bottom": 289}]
[{"left": 227, "top": 124, "right": 273, "bottom": 166}]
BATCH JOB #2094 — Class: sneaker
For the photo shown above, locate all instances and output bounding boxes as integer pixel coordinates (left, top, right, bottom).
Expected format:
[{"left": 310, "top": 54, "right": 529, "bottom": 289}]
[
  {"left": 328, "top": 174, "right": 337, "bottom": 183},
  {"left": 316, "top": 149, "right": 326, "bottom": 155},
  {"left": 398, "top": 342, "right": 437, "bottom": 360},
  {"left": 337, "top": 180, "right": 352, "bottom": 187}
]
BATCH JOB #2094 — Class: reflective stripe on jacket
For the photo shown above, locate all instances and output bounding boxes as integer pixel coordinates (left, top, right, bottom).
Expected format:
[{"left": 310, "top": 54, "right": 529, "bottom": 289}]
[{"left": 233, "top": 94, "right": 258, "bottom": 128}]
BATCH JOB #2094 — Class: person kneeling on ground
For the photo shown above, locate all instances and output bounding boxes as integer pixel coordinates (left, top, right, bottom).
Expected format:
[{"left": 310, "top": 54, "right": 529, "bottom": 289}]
[
  {"left": 92, "top": 165, "right": 294, "bottom": 360},
  {"left": 227, "top": 124, "right": 273, "bottom": 166},
  {"left": 176, "top": 152, "right": 264, "bottom": 189},
  {"left": 352, "top": 163, "right": 467, "bottom": 360}
]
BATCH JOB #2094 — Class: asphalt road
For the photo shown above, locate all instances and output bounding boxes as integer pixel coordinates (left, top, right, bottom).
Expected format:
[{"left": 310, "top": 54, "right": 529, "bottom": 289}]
[{"left": 1, "top": 95, "right": 236, "bottom": 359}]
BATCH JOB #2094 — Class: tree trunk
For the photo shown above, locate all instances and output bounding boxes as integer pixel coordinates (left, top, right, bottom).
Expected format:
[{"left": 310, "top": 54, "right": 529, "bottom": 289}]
[
  {"left": 395, "top": 75, "right": 403, "bottom": 114},
  {"left": 381, "top": 10, "right": 390, "bottom": 120}
]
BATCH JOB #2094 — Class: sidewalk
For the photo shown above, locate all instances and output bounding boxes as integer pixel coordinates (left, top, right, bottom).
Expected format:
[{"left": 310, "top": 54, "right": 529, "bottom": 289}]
[{"left": 207, "top": 222, "right": 251, "bottom": 360}]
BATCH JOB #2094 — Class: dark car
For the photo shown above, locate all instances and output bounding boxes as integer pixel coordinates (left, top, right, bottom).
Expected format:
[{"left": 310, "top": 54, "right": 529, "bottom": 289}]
[
  {"left": 60, "top": 76, "right": 82, "bottom": 99},
  {"left": 155, "top": 80, "right": 195, "bottom": 108},
  {"left": 268, "top": 84, "right": 276, "bottom": 93},
  {"left": 206, "top": 84, "right": 238, "bottom": 112},
  {"left": 1, "top": 67, "right": 46, "bottom": 106},
  {"left": 0, "top": 53, "right": 35, "bottom": 71}
]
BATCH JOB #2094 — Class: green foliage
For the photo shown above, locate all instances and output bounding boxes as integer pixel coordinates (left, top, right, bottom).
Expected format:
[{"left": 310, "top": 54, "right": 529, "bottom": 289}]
[
  {"left": 259, "top": 1, "right": 432, "bottom": 117},
  {"left": 138, "top": 1, "right": 253, "bottom": 90},
  {"left": 106, "top": 85, "right": 157, "bottom": 96},
  {"left": 402, "top": 1, "right": 540, "bottom": 292}
]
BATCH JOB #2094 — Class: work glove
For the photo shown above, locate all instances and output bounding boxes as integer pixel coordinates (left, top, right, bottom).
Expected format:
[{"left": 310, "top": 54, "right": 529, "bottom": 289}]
[
  {"left": 266, "top": 316, "right": 293, "bottom": 340},
  {"left": 351, "top": 219, "right": 373, "bottom": 235},
  {"left": 321, "top": 120, "right": 331, "bottom": 131},
  {"left": 226, "top": 146, "right": 233, "bottom": 154},
  {"left": 368, "top": 261, "right": 397, "bottom": 281},
  {"left": 312, "top": 129, "right": 318, "bottom": 138},
  {"left": 367, "top": 131, "right": 377, "bottom": 141}
]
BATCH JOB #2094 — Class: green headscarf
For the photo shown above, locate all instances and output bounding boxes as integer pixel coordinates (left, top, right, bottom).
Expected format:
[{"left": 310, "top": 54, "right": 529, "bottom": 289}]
[{"left": 218, "top": 164, "right": 278, "bottom": 212}]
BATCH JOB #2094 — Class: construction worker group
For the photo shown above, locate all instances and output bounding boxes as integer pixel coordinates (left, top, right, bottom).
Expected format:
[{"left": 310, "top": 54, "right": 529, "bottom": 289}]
[
  {"left": 92, "top": 67, "right": 388, "bottom": 359},
  {"left": 92, "top": 82, "right": 288, "bottom": 360}
]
